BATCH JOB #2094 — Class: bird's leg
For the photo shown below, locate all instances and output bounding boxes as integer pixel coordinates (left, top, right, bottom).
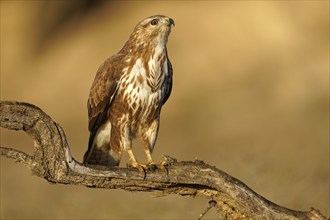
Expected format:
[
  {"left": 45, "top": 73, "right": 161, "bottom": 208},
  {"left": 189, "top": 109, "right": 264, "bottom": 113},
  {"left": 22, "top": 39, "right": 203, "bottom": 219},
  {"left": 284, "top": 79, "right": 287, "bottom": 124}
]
[
  {"left": 119, "top": 125, "right": 146, "bottom": 174},
  {"left": 140, "top": 125, "right": 158, "bottom": 172},
  {"left": 140, "top": 119, "right": 168, "bottom": 172},
  {"left": 144, "top": 147, "right": 157, "bottom": 172},
  {"left": 145, "top": 148, "right": 169, "bottom": 173},
  {"left": 141, "top": 136, "right": 166, "bottom": 171},
  {"left": 127, "top": 148, "right": 147, "bottom": 173}
]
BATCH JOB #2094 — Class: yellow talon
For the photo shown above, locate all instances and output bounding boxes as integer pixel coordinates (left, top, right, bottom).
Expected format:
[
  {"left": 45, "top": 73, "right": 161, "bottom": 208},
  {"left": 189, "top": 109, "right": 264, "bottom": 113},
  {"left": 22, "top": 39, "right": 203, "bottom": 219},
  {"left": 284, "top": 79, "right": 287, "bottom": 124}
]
[
  {"left": 129, "top": 162, "right": 147, "bottom": 174},
  {"left": 155, "top": 160, "right": 169, "bottom": 175}
]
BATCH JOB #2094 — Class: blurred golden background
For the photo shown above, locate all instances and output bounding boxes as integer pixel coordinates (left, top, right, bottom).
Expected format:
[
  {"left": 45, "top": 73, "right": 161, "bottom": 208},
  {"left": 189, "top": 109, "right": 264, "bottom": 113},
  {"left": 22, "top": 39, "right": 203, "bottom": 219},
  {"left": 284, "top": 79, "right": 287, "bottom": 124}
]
[{"left": 1, "top": 1, "right": 329, "bottom": 219}]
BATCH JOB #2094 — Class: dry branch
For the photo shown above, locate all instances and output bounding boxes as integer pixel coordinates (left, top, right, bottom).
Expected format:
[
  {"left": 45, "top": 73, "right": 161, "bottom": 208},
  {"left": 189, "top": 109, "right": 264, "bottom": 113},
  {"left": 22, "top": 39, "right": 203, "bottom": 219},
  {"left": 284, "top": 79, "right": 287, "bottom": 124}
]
[{"left": 0, "top": 101, "right": 327, "bottom": 220}]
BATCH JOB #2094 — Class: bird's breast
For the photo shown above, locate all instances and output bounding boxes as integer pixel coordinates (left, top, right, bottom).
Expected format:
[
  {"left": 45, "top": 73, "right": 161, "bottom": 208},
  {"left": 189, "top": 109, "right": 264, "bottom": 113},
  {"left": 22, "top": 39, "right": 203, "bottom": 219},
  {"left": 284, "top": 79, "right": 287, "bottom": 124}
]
[{"left": 118, "top": 58, "right": 168, "bottom": 125}]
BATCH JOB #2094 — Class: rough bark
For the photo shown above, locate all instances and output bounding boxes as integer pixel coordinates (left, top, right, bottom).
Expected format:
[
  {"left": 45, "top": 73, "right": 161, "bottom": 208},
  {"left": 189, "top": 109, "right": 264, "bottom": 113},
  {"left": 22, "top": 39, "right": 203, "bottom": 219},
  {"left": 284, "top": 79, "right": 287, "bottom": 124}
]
[{"left": 0, "top": 101, "right": 327, "bottom": 220}]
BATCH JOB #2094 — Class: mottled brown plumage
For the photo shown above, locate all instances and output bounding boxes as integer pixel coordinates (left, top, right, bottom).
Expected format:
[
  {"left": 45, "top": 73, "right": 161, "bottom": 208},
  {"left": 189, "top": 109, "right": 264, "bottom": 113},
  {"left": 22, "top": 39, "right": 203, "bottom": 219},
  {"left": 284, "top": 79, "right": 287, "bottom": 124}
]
[{"left": 83, "top": 15, "right": 174, "bottom": 170}]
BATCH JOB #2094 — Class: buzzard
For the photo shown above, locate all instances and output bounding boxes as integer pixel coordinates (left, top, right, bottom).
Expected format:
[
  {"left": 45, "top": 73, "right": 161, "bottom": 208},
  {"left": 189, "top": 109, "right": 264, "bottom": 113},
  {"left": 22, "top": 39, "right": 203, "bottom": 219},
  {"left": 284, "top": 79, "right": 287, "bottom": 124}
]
[{"left": 83, "top": 15, "right": 174, "bottom": 171}]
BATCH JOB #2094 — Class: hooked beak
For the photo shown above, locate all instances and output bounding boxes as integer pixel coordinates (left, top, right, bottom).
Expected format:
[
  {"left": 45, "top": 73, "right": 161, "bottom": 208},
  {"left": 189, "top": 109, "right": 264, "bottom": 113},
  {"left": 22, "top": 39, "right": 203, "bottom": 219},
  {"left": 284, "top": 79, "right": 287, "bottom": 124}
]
[{"left": 164, "top": 17, "right": 175, "bottom": 26}]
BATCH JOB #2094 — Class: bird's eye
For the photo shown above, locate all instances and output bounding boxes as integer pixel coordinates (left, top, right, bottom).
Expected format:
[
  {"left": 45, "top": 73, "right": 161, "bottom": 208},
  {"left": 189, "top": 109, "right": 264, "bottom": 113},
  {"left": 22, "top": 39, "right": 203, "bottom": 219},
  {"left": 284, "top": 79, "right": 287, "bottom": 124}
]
[{"left": 150, "top": 19, "right": 158, "bottom": 26}]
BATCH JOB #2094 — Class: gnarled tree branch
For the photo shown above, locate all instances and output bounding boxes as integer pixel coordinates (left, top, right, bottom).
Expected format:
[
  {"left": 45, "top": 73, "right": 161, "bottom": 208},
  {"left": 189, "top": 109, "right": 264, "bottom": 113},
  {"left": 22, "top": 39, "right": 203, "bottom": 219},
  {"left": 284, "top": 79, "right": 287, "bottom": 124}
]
[{"left": 0, "top": 101, "right": 327, "bottom": 220}]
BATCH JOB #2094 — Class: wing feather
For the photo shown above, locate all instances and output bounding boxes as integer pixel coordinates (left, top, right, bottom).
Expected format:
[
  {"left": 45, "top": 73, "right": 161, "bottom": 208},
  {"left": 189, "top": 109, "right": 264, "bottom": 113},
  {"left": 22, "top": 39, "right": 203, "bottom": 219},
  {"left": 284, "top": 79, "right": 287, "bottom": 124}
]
[
  {"left": 87, "top": 54, "right": 124, "bottom": 147},
  {"left": 162, "top": 58, "right": 173, "bottom": 105}
]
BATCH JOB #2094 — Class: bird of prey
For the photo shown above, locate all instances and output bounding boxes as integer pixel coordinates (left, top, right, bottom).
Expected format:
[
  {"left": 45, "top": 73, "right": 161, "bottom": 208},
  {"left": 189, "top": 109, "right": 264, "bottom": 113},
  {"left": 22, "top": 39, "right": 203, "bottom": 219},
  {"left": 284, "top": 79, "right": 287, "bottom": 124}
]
[{"left": 83, "top": 15, "right": 174, "bottom": 171}]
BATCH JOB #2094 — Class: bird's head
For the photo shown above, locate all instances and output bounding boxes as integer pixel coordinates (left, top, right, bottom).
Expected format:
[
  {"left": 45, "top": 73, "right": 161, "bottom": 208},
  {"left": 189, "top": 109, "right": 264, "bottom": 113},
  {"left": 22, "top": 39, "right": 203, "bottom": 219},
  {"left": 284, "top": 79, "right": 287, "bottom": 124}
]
[{"left": 129, "top": 15, "right": 175, "bottom": 49}]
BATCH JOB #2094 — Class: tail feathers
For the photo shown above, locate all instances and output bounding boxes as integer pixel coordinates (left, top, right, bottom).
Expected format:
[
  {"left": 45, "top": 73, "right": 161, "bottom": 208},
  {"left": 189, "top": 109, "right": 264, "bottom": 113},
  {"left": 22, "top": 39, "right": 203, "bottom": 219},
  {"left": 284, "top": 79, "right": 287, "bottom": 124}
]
[
  {"left": 83, "top": 133, "right": 120, "bottom": 166},
  {"left": 84, "top": 120, "right": 120, "bottom": 166},
  {"left": 83, "top": 144, "right": 119, "bottom": 166}
]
